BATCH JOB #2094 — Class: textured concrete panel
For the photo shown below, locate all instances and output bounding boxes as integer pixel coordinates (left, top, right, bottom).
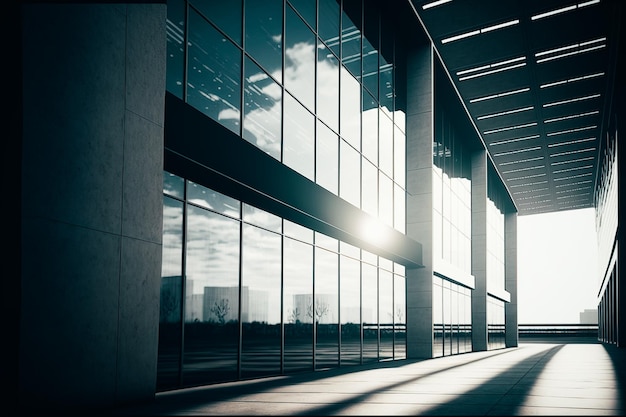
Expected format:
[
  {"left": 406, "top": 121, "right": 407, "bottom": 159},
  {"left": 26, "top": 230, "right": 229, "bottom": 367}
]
[
  {"left": 471, "top": 150, "right": 488, "bottom": 351},
  {"left": 116, "top": 237, "right": 162, "bottom": 404},
  {"left": 406, "top": 117, "right": 434, "bottom": 171},
  {"left": 122, "top": 111, "right": 164, "bottom": 243},
  {"left": 21, "top": 4, "right": 126, "bottom": 234},
  {"left": 405, "top": 42, "right": 434, "bottom": 359},
  {"left": 20, "top": 218, "right": 119, "bottom": 408},
  {"left": 505, "top": 212, "right": 519, "bottom": 347},
  {"left": 407, "top": 167, "right": 433, "bottom": 197},
  {"left": 20, "top": 3, "right": 168, "bottom": 411},
  {"left": 126, "top": 4, "right": 167, "bottom": 126}
]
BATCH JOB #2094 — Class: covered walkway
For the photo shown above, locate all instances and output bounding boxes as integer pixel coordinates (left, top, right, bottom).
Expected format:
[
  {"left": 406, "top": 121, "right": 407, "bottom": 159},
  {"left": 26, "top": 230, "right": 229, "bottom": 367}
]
[{"left": 107, "top": 342, "right": 626, "bottom": 416}]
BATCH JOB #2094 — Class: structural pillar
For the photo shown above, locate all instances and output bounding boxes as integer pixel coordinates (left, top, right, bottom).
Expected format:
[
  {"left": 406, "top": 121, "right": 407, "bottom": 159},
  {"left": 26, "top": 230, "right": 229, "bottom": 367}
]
[
  {"left": 505, "top": 211, "right": 518, "bottom": 347},
  {"left": 20, "top": 3, "right": 167, "bottom": 411},
  {"left": 406, "top": 42, "right": 435, "bottom": 359},
  {"left": 471, "top": 150, "right": 488, "bottom": 351}
]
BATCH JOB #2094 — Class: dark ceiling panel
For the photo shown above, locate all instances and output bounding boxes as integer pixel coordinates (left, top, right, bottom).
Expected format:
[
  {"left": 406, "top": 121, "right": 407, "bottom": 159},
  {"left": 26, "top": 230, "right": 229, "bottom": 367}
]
[{"left": 411, "top": 0, "right": 620, "bottom": 215}]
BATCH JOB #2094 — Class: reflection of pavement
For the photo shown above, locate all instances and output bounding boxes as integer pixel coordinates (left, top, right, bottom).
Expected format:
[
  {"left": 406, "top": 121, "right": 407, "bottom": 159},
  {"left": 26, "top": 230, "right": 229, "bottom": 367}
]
[{"left": 108, "top": 342, "right": 626, "bottom": 416}]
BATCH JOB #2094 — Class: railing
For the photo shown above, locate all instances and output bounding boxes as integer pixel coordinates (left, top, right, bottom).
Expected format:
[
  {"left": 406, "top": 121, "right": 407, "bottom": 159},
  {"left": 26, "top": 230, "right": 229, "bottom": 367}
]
[{"left": 518, "top": 324, "right": 598, "bottom": 341}]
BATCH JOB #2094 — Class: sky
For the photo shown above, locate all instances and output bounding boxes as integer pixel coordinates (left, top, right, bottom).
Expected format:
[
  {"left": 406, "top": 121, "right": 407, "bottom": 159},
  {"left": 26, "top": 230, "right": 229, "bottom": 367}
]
[{"left": 517, "top": 207, "right": 598, "bottom": 324}]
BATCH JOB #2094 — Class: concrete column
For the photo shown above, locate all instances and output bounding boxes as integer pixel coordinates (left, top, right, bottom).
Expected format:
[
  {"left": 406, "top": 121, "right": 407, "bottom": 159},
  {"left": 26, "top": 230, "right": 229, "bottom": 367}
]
[
  {"left": 405, "top": 43, "right": 434, "bottom": 359},
  {"left": 471, "top": 150, "right": 488, "bottom": 351},
  {"left": 20, "top": 3, "right": 166, "bottom": 411},
  {"left": 505, "top": 211, "right": 518, "bottom": 347}
]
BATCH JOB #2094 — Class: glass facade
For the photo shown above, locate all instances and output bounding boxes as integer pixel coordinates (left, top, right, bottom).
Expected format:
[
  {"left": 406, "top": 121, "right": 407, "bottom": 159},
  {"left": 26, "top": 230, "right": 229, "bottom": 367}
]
[
  {"left": 157, "top": 171, "right": 407, "bottom": 390},
  {"left": 486, "top": 166, "right": 509, "bottom": 350},
  {"left": 596, "top": 130, "right": 618, "bottom": 344},
  {"left": 433, "top": 276, "right": 472, "bottom": 357},
  {"left": 165, "top": 0, "right": 406, "bottom": 234},
  {"left": 487, "top": 296, "right": 505, "bottom": 350},
  {"left": 432, "top": 98, "right": 473, "bottom": 356},
  {"left": 433, "top": 110, "right": 472, "bottom": 274},
  {"left": 487, "top": 167, "right": 506, "bottom": 297},
  {"left": 160, "top": 0, "right": 517, "bottom": 392}
]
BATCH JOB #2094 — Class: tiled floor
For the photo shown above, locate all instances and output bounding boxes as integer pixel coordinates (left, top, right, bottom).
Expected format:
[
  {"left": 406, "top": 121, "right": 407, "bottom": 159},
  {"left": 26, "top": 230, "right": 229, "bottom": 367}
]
[{"left": 108, "top": 342, "right": 626, "bottom": 416}]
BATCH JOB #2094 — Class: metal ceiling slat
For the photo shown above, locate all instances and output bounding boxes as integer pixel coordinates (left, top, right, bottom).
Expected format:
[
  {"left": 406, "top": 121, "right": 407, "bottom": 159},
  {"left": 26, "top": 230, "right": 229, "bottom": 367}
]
[{"left": 413, "top": 0, "right": 617, "bottom": 215}]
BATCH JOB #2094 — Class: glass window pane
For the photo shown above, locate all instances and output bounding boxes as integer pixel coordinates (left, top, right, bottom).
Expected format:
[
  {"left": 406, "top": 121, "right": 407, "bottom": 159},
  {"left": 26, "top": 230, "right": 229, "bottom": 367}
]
[
  {"left": 241, "top": 223, "right": 282, "bottom": 378},
  {"left": 157, "top": 196, "right": 184, "bottom": 390},
  {"left": 318, "top": 0, "right": 340, "bottom": 56},
  {"left": 379, "top": 269, "right": 393, "bottom": 360},
  {"left": 379, "top": 173, "right": 393, "bottom": 228},
  {"left": 285, "top": 6, "right": 315, "bottom": 111},
  {"left": 393, "top": 274, "right": 406, "bottom": 359},
  {"left": 362, "top": 3, "right": 379, "bottom": 98},
  {"left": 284, "top": 93, "right": 315, "bottom": 180},
  {"left": 244, "top": 0, "right": 283, "bottom": 81},
  {"left": 379, "top": 257, "right": 392, "bottom": 272},
  {"left": 289, "top": 0, "right": 316, "bottom": 30},
  {"left": 187, "top": 10, "right": 241, "bottom": 135},
  {"left": 341, "top": 2, "right": 361, "bottom": 79},
  {"left": 243, "top": 57, "right": 282, "bottom": 160},
  {"left": 166, "top": 0, "right": 185, "bottom": 99},
  {"left": 362, "top": 263, "right": 378, "bottom": 363},
  {"left": 340, "top": 240, "right": 360, "bottom": 259},
  {"left": 340, "top": 255, "right": 361, "bottom": 366},
  {"left": 187, "top": 180, "right": 240, "bottom": 218},
  {"left": 183, "top": 205, "right": 240, "bottom": 385},
  {"left": 164, "top": 171, "right": 184, "bottom": 199},
  {"left": 315, "top": 232, "right": 338, "bottom": 252},
  {"left": 316, "top": 120, "right": 339, "bottom": 195},
  {"left": 362, "top": 157, "right": 378, "bottom": 217},
  {"left": 379, "top": 110, "right": 393, "bottom": 176},
  {"left": 433, "top": 277, "right": 443, "bottom": 358},
  {"left": 242, "top": 203, "right": 282, "bottom": 233},
  {"left": 394, "top": 183, "right": 405, "bottom": 234},
  {"left": 362, "top": 89, "right": 378, "bottom": 165},
  {"left": 394, "top": 125, "right": 405, "bottom": 188},
  {"left": 443, "top": 284, "right": 451, "bottom": 356},
  {"left": 379, "top": 55, "right": 393, "bottom": 113},
  {"left": 317, "top": 44, "right": 340, "bottom": 132},
  {"left": 362, "top": 45, "right": 378, "bottom": 99},
  {"left": 284, "top": 237, "right": 314, "bottom": 373},
  {"left": 340, "top": 67, "right": 361, "bottom": 150},
  {"left": 315, "top": 247, "right": 339, "bottom": 369},
  {"left": 451, "top": 288, "right": 459, "bottom": 355},
  {"left": 340, "top": 140, "right": 360, "bottom": 208},
  {"left": 191, "top": 0, "right": 242, "bottom": 45},
  {"left": 284, "top": 219, "right": 313, "bottom": 243}
]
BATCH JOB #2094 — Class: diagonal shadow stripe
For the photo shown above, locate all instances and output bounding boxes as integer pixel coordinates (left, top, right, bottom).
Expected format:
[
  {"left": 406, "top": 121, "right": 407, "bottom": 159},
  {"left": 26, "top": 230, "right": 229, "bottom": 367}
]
[
  {"left": 105, "top": 348, "right": 517, "bottom": 416},
  {"left": 291, "top": 344, "right": 564, "bottom": 416},
  {"left": 415, "top": 344, "right": 565, "bottom": 416},
  {"left": 602, "top": 343, "right": 626, "bottom": 415}
]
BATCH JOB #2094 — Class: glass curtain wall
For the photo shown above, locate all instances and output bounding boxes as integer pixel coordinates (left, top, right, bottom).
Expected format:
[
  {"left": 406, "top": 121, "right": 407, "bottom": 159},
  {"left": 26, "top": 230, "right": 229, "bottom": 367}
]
[
  {"left": 487, "top": 297, "right": 505, "bottom": 350},
  {"left": 432, "top": 105, "right": 472, "bottom": 357},
  {"left": 164, "top": 0, "right": 407, "bottom": 234},
  {"left": 433, "top": 276, "right": 472, "bottom": 358},
  {"left": 486, "top": 167, "right": 507, "bottom": 350},
  {"left": 596, "top": 128, "right": 618, "bottom": 344},
  {"left": 432, "top": 110, "right": 472, "bottom": 274},
  {"left": 157, "top": 172, "right": 407, "bottom": 390},
  {"left": 160, "top": 0, "right": 411, "bottom": 390}
]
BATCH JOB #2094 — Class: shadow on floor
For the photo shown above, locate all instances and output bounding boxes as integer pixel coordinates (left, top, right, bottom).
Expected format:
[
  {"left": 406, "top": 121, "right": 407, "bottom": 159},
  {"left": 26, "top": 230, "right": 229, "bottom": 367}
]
[
  {"left": 603, "top": 343, "right": 626, "bottom": 415},
  {"left": 291, "top": 344, "right": 564, "bottom": 416},
  {"left": 105, "top": 349, "right": 517, "bottom": 416}
]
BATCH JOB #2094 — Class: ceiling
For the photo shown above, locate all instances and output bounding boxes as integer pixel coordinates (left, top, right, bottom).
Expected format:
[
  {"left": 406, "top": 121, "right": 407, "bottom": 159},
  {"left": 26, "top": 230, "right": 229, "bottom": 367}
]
[{"left": 410, "top": 0, "right": 621, "bottom": 215}]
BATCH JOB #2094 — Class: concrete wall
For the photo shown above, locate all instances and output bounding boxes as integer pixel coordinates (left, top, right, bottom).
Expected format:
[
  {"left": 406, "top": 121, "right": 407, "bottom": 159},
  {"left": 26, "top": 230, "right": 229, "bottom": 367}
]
[
  {"left": 471, "top": 150, "right": 488, "bottom": 351},
  {"left": 406, "top": 44, "right": 434, "bottom": 359},
  {"left": 20, "top": 3, "right": 166, "bottom": 410}
]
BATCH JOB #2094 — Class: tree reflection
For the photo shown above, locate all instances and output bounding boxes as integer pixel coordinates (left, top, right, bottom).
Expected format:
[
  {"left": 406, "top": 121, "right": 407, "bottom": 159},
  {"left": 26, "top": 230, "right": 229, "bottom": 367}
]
[{"left": 210, "top": 298, "right": 230, "bottom": 325}]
